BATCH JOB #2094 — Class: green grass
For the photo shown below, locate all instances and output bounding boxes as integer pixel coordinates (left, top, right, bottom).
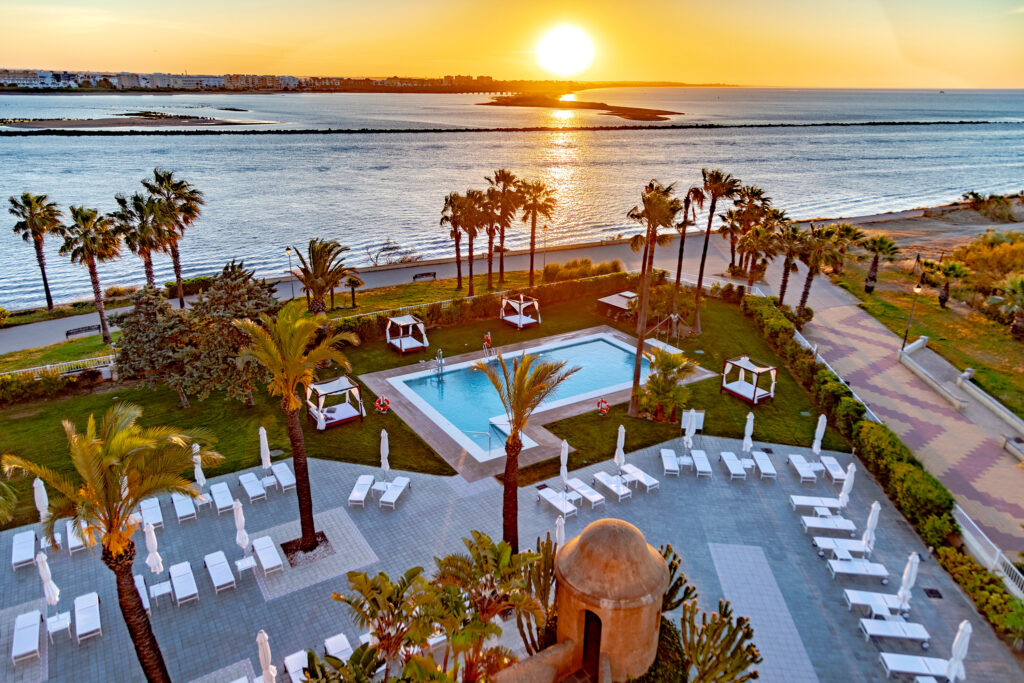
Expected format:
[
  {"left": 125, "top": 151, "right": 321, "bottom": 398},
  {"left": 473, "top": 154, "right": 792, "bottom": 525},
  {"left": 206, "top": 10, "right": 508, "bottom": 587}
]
[
  {"left": 2, "top": 298, "right": 133, "bottom": 328},
  {"left": 0, "top": 333, "right": 119, "bottom": 372},
  {"left": 832, "top": 262, "right": 1024, "bottom": 420}
]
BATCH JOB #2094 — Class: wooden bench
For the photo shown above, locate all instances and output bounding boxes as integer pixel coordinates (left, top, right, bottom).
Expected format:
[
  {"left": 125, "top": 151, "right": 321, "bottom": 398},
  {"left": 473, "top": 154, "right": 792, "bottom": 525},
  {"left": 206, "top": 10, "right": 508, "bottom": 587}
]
[
  {"left": 412, "top": 272, "right": 436, "bottom": 282},
  {"left": 65, "top": 324, "right": 101, "bottom": 339}
]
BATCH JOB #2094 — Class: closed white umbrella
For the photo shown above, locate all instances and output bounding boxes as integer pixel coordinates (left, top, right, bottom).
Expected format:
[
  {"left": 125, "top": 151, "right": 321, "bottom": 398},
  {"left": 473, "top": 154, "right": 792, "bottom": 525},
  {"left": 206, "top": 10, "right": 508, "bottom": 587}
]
[
  {"left": 614, "top": 424, "right": 626, "bottom": 471},
  {"left": 144, "top": 523, "right": 163, "bottom": 574},
  {"left": 837, "top": 463, "right": 857, "bottom": 510},
  {"left": 380, "top": 429, "right": 390, "bottom": 481},
  {"left": 555, "top": 515, "right": 565, "bottom": 546},
  {"left": 683, "top": 409, "right": 697, "bottom": 450},
  {"left": 896, "top": 552, "right": 919, "bottom": 612},
  {"left": 861, "top": 501, "right": 881, "bottom": 555},
  {"left": 945, "top": 620, "right": 972, "bottom": 682},
  {"left": 36, "top": 552, "right": 60, "bottom": 608},
  {"left": 33, "top": 478, "right": 48, "bottom": 524},
  {"left": 233, "top": 499, "right": 249, "bottom": 553},
  {"left": 257, "top": 629, "right": 277, "bottom": 683},
  {"left": 193, "top": 453, "right": 206, "bottom": 491},
  {"left": 742, "top": 412, "right": 754, "bottom": 453},
  {"left": 559, "top": 440, "right": 569, "bottom": 491},
  {"left": 812, "top": 414, "right": 827, "bottom": 455},
  {"left": 259, "top": 427, "right": 272, "bottom": 470}
]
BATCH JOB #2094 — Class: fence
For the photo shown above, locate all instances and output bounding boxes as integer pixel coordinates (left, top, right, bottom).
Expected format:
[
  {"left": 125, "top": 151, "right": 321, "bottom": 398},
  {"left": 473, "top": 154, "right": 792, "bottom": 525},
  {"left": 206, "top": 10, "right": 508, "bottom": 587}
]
[
  {"left": 2, "top": 354, "right": 115, "bottom": 379},
  {"left": 791, "top": 329, "right": 884, "bottom": 424},
  {"left": 952, "top": 505, "right": 1024, "bottom": 600}
]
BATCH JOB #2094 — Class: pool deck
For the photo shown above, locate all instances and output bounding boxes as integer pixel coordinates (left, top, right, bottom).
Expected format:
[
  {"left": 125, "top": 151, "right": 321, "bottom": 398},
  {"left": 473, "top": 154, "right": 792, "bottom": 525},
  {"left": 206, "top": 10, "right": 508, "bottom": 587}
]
[{"left": 359, "top": 325, "right": 717, "bottom": 481}]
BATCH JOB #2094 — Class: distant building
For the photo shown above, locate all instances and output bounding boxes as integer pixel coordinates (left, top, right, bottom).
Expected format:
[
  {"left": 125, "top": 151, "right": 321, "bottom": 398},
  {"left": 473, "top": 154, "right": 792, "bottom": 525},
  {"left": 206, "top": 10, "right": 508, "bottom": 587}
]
[
  {"left": 224, "top": 74, "right": 280, "bottom": 90},
  {"left": 0, "top": 69, "right": 40, "bottom": 87}
]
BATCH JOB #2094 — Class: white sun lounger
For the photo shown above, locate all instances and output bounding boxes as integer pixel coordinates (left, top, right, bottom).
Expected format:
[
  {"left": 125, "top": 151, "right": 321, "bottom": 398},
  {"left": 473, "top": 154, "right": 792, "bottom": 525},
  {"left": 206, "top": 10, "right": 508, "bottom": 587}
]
[
  {"left": 209, "top": 482, "right": 234, "bottom": 514},
  {"left": 348, "top": 474, "right": 374, "bottom": 507},
  {"left": 11, "top": 530, "right": 35, "bottom": 570},
  {"left": 139, "top": 497, "right": 163, "bottom": 529},
  {"left": 325, "top": 633, "right": 354, "bottom": 661},
  {"left": 660, "top": 449, "right": 680, "bottom": 476},
  {"left": 567, "top": 477, "right": 605, "bottom": 509},
  {"left": 720, "top": 452, "right": 747, "bottom": 480},
  {"left": 379, "top": 476, "right": 411, "bottom": 510},
  {"left": 813, "top": 536, "right": 872, "bottom": 559},
  {"left": 252, "top": 536, "right": 284, "bottom": 576},
  {"left": 844, "top": 589, "right": 908, "bottom": 617},
  {"left": 169, "top": 562, "right": 199, "bottom": 606},
  {"left": 285, "top": 650, "right": 308, "bottom": 683},
  {"left": 860, "top": 619, "right": 930, "bottom": 648},
  {"left": 802, "top": 515, "right": 856, "bottom": 536},
  {"left": 133, "top": 574, "right": 151, "bottom": 615},
  {"left": 691, "top": 450, "right": 712, "bottom": 478},
  {"left": 537, "top": 486, "right": 577, "bottom": 517},
  {"left": 65, "top": 520, "right": 86, "bottom": 555},
  {"left": 204, "top": 551, "right": 237, "bottom": 594},
  {"left": 11, "top": 610, "right": 42, "bottom": 663},
  {"left": 238, "top": 472, "right": 267, "bottom": 503},
  {"left": 788, "top": 454, "right": 818, "bottom": 483},
  {"left": 74, "top": 592, "right": 102, "bottom": 643},
  {"left": 752, "top": 451, "right": 777, "bottom": 479},
  {"left": 789, "top": 495, "right": 842, "bottom": 512},
  {"left": 879, "top": 653, "right": 950, "bottom": 679},
  {"left": 272, "top": 462, "right": 297, "bottom": 492},
  {"left": 820, "top": 455, "right": 847, "bottom": 484},
  {"left": 171, "top": 492, "right": 197, "bottom": 523},
  {"left": 593, "top": 472, "right": 632, "bottom": 502},
  {"left": 828, "top": 558, "right": 889, "bottom": 583},
  {"left": 622, "top": 464, "right": 659, "bottom": 492}
]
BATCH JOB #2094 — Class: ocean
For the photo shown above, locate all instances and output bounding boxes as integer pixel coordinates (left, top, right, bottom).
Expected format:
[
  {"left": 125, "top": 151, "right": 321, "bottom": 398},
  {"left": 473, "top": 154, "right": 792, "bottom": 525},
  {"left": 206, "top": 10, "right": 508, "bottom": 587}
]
[{"left": 1, "top": 88, "right": 1022, "bottom": 309}]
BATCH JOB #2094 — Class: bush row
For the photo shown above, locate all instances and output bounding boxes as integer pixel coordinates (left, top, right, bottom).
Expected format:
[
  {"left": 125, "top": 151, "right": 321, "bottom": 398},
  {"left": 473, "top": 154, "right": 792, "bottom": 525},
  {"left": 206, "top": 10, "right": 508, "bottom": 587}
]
[
  {"left": 542, "top": 258, "right": 623, "bottom": 283},
  {"left": 0, "top": 368, "right": 104, "bottom": 407},
  {"left": 164, "top": 276, "right": 213, "bottom": 296},
  {"left": 937, "top": 547, "right": 1017, "bottom": 634}
]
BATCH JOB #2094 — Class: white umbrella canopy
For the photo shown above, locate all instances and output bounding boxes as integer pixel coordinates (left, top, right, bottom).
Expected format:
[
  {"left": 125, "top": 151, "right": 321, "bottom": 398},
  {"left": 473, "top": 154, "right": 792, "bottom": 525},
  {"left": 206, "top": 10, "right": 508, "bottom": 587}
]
[
  {"left": 36, "top": 552, "right": 60, "bottom": 607},
  {"left": 259, "top": 427, "right": 272, "bottom": 470},
  {"left": 555, "top": 515, "right": 565, "bottom": 546},
  {"left": 896, "top": 552, "right": 920, "bottom": 612},
  {"left": 945, "top": 620, "right": 972, "bottom": 682},
  {"left": 861, "top": 501, "right": 881, "bottom": 554},
  {"left": 257, "top": 629, "right": 277, "bottom": 683},
  {"left": 559, "top": 440, "right": 569, "bottom": 490},
  {"left": 742, "top": 412, "right": 754, "bottom": 453},
  {"left": 837, "top": 463, "right": 857, "bottom": 509},
  {"left": 144, "top": 523, "right": 163, "bottom": 574},
  {"left": 812, "top": 414, "right": 827, "bottom": 455},
  {"left": 380, "top": 429, "right": 390, "bottom": 481},
  {"left": 683, "top": 409, "right": 697, "bottom": 450},
  {"left": 234, "top": 499, "right": 249, "bottom": 553},
  {"left": 33, "top": 478, "right": 48, "bottom": 524},
  {"left": 614, "top": 425, "right": 626, "bottom": 471},
  {"left": 193, "top": 454, "right": 206, "bottom": 491}
]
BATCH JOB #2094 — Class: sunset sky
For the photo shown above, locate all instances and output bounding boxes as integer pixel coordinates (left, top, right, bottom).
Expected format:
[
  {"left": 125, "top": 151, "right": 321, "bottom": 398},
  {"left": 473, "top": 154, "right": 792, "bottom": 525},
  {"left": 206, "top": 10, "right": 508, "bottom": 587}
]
[{"left": 2, "top": 0, "right": 1022, "bottom": 88}]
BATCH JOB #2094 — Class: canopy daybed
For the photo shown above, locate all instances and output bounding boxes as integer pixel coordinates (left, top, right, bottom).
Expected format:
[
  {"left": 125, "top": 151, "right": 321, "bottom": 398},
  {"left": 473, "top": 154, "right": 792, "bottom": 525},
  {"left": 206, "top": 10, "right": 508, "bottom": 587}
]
[
  {"left": 500, "top": 295, "right": 541, "bottom": 329},
  {"left": 306, "top": 376, "right": 366, "bottom": 430},
  {"left": 385, "top": 315, "right": 428, "bottom": 354},
  {"left": 720, "top": 355, "right": 777, "bottom": 405}
]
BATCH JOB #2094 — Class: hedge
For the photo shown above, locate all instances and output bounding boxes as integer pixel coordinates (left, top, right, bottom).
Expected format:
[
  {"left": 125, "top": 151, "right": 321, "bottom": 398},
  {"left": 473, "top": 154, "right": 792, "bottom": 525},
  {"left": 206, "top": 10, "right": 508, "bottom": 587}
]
[
  {"left": 164, "top": 276, "right": 213, "bottom": 296},
  {"left": 0, "top": 368, "right": 104, "bottom": 407},
  {"left": 937, "top": 547, "right": 1015, "bottom": 634}
]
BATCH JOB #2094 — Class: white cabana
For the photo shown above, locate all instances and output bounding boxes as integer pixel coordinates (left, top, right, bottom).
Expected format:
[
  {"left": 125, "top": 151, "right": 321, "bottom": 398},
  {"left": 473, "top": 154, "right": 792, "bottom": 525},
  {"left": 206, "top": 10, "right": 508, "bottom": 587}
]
[
  {"left": 500, "top": 294, "right": 541, "bottom": 329},
  {"left": 385, "top": 314, "right": 428, "bottom": 354},
  {"left": 720, "top": 355, "right": 777, "bottom": 405},
  {"left": 306, "top": 375, "right": 366, "bottom": 430}
]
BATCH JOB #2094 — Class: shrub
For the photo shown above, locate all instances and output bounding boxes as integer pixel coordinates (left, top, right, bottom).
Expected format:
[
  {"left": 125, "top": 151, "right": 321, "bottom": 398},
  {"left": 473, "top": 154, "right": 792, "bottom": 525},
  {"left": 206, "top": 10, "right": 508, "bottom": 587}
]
[
  {"left": 165, "top": 276, "right": 212, "bottom": 296},
  {"left": 634, "top": 617, "right": 685, "bottom": 683},
  {"left": 852, "top": 421, "right": 919, "bottom": 486},
  {"left": 104, "top": 285, "right": 138, "bottom": 298},
  {"left": 937, "top": 547, "right": 1014, "bottom": 631},
  {"left": 811, "top": 368, "right": 852, "bottom": 416},
  {"left": 0, "top": 369, "right": 74, "bottom": 407},
  {"left": 919, "top": 513, "right": 955, "bottom": 548},
  {"left": 0, "top": 306, "right": 8, "bottom": 326},
  {"left": 834, "top": 396, "right": 867, "bottom": 438},
  {"left": 541, "top": 258, "right": 623, "bottom": 282},
  {"left": 888, "top": 462, "right": 955, "bottom": 526}
]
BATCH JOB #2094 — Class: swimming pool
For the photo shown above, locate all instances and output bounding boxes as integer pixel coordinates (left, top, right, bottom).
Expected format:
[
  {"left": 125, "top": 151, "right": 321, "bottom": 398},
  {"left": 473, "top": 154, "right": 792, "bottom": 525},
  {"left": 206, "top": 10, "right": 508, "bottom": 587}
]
[{"left": 387, "top": 333, "right": 651, "bottom": 462}]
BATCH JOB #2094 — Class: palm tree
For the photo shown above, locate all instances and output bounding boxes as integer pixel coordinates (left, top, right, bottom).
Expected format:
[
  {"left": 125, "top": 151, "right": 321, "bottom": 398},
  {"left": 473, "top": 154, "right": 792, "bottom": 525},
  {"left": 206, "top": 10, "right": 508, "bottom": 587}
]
[
  {"left": 481, "top": 187, "right": 500, "bottom": 290},
  {"left": 59, "top": 206, "right": 122, "bottom": 344},
  {"left": 9, "top": 192, "right": 65, "bottom": 310},
  {"left": 112, "top": 192, "right": 173, "bottom": 288},
  {"left": 861, "top": 235, "right": 901, "bottom": 294},
  {"left": 925, "top": 260, "right": 971, "bottom": 309},
  {"left": 441, "top": 192, "right": 466, "bottom": 291},
  {"left": 142, "top": 169, "right": 204, "bottom": 308},
  {"left": 797, "top": 224, "right": 843, "bottom": 317},
  {"left": 1, "top": 402, "right": 220, "bottom": 683},
  {"left": 830, "top": 223, "right": 866, "bottom": 274},
  {"left": 736, "top": 223, "right": 779, "bottom": 287},
  {"left": 463, "top": 189, "right": 485, "bottom": 296},
  {"left": 717, "top": 208, "right": 743, "bottom": 271},
  {"left": 486, "top": 169, "right": 521, "bottom": 283},
  {"left": 772, "top": 220, "right": 804, "bottom": 307},
  {"left": 289, "top": 238, "right": 356, "bottom": 313},
  {"left": 692, "top": 169, "right": 741, "bottom": 333},
  {"left": 345, "top": 274, "right": 364, "bottom": 308},
  {"left": 998, "top": 275, "right": 1024, "bottom": 340},
  {"left": 473, "top": 353, "right": 577, "bottom": 552},
  {"left": 671, "top": 186, "right": 705, "bottom": 316},
  {"left": 235, "top": 300, "right": 359, "bottom": 552},
  {"left": 517, "top": 179, "right": 556, "bottom": 287}
]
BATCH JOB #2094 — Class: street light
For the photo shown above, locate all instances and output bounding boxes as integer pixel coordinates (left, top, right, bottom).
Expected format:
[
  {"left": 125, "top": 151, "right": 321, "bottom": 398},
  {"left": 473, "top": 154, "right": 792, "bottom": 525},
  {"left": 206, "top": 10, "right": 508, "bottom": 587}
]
[
  {"left": 901, "top": 278, "right": 924, "bottom": 351},
  {"left": 284, "top": 246, "right": 295, "bottom": 300}
]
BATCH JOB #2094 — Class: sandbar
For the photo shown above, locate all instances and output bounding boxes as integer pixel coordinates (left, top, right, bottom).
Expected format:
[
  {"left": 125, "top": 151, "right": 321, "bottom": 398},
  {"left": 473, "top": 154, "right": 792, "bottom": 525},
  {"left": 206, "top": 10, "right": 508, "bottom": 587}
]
[{"left": 480, "top": 93, "right": 680, "bottom": 122}]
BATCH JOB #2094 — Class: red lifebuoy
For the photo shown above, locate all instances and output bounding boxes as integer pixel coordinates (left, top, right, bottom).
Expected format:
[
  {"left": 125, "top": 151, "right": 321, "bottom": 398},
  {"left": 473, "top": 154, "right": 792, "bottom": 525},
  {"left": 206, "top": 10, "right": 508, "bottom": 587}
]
[
  {"left": 484, "top": 332, "right": 492, "bottom": 348},
  {"left": 597, "top": 399, "right": 610, "bottom": 415},
  {"left": 375, "top": 396, "right": 391, "bottom": 414}
]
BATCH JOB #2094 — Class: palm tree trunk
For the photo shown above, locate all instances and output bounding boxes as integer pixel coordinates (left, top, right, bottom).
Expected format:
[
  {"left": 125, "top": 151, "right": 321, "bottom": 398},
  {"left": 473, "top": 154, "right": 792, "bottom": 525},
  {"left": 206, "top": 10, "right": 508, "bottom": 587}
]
[
  {"left": 798, "top": 267, "right": 816, "bottom": 316},
  {"left": 629, "top": 220, "right": 656, "bottom": 417},
  {"left": 636, "top": 236, "right": 652, "bottom": 335},
  {"left": 692, "top": 197, "right": 719, "bottom": 335},
  {"left": 529, "top": 214, "right": 537, "bottom": 287},
  {"left": 499, "top": 224, "right": 506, "bottom": 283},
  {"left": 170, "top": 242, "right": 185, "bottom": 308},
  {"left": 34, "top": 237, "right": 54, "bottom": 310},
  {"left": 467, "top": 233, "right": 476, "bottom": 296},
  {"left": 502, "top": 434, "right": 522, "bottom": 553},
  {"left": 672, "top": 230, "right": 687, "bottom": 316},
  {"left": 486, "top": 227, "right": 495, "bottom": 290},
  {"left": 729, "top": 236, "right": 736, "bottom": 268},
  {"left": 330, "top": 288, "right": 335, "bottom": 310},
  {"left": 285, "top": 404, "right": 318, "bottom": 551},
  {"left": 454, "top": 233, "right": 463, "bottom": 290},
  {"left": 103, "top": 542, "right": 172, "bottom": 683},
  {"left": 865, "top": 254, "right": 880, "bottom": 294},
  {"left": 778, "top": 252, "right": 792, "bottom": 306},
  {"left": 143, "top": 252, "right": 155, "bottom": 288},
  {"left": 176, "top": 387, "right": 190, "bottom": 409},
  {"left": 88, "top": 260, "right": 112, "bottom": 344},
  {"left": 350, "top": 286, "right": 357, "bottom": 307},
  {"left": 939, "top": 281, "right": 950, "bottom": 308}
]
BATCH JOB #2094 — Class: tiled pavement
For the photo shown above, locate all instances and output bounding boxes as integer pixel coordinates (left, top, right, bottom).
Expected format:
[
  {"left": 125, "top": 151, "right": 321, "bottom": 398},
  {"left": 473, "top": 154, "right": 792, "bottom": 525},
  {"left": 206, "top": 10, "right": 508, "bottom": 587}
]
[{"left": 2, "top": 436, "right": 1021, "bottom": 682}]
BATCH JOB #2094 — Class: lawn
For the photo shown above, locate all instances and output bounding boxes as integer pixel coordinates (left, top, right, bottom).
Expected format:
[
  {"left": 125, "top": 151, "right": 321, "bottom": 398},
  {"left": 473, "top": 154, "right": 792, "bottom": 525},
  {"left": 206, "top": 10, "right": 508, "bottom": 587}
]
[
  {"left": 0, "top": 333, "right": 119, "bottom": 372},
  {"left": 2, "top": 298, "right": 133, "bottom": 328},
  {"left": 832, "top": 262, "right": 1024, "bottom": 420}
]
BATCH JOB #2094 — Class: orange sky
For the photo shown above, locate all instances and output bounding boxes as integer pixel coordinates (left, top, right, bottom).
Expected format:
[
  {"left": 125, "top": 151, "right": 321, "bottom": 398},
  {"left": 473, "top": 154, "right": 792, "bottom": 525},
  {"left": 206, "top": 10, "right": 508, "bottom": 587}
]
[{"left": 1, "top": 0, "right": 1022, "bottom": 87}]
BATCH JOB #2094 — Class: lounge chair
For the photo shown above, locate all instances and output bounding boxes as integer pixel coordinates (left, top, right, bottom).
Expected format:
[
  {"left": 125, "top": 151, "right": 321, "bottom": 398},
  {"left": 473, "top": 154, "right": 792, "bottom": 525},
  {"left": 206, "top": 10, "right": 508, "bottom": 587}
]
[
  {"left": 788, "top": 454, "right": 818, "bottom": 483},
  {"left": 325, "top": 633, "right": 354, "bottom": 661},
  {"left": 567, "top": 477, "right": 605, "bottom": 509},
  {"left": 238, "top": 472, "right": 267, "bottom": 503},
  {"left": 844, "top": 589, "right": 908, "bottom": 618},
  {"left": 66, "top": 520, "right": 86, "bottom": 555},
  {"left": 379, "top": 476, "right": 410, "bottom": 510},
  {"left": 720, "top": 452, "right": 747, "bottom": 480},
  {"left": 285, "top": 650, "right": 308, "bottom": 683},
  {"left": 820, "top": 455, "right": 847, "bottom": 484},
  {"left": 171, "top": 492, "right": 197, "bottom": 523},
  {"left": 691, "top": 450, "right": 712, "bottom": 478},
  {"left": 813, "top": 536, "right": 872, "bottom": 559},
  {"left": 622, "top": 464, "right": 659, "bottom": 492},
  {"left": 660, "top": 449, "right": 680, "bottom": 476},
  {"left": 593, "top": 472, "right": 632, "bottom": 502},
  {"left": 828, "top": 558, "right": 889, "bottom": 583},
  {"left": 134, "top": 574, "right": 151, "bottom": 615},
  {"left": 11, "top": 530, "right": 35, "bottom": 570},
  {"left": 789, "top": 495, "right": 842, "bottom": 512},
  {"left": 801, "top": 515, "right": 856, "bottom": 536},
  {"left": 11, "top": 610, "right": 42, "bottom": 664},
  {"left": 74, "top": 592, "right": 102, "bottom": 643},
  {"left": 204, "top": 551, "right": 237, "bottom": 593},
  {"left": 752, "top": 451, "right": 776, "bottom": 479},
  {"left": 860, "top": 619, "right": 930, "bottom": 648},
  {"left": 139, "top": 497, "right": 164, "bottom": 529},
  {"left": 252, "top": 536, "right": 284, "bottom": 576},
  {"left": 272, "top": 462, "right": 297, "bottom": 492},
  {"left": 537, "top": 486, "right": 577, "bottom": 517},
  {"left": 169, "top": 561, "right": 200, "bottom": 606},
  {"left": 348, "top": 474, "right": 374, "bottom": 507},
  {"left": 879, "top": 653, "right": 950, "bottom": 679},
  {"left": 209, "top": 482, "right": 234, "bottom": 515}
]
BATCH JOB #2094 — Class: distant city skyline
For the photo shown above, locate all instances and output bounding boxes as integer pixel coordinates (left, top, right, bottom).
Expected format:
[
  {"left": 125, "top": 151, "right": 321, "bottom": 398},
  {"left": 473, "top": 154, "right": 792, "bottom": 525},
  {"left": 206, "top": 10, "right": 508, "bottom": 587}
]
[{"left": 1, "top": 0, "right": 1023, "bottom": 88}]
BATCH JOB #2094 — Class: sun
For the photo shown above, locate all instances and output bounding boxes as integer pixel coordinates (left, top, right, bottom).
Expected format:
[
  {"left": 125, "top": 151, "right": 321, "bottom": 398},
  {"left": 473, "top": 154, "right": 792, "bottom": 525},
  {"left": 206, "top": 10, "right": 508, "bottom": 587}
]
[{"left": 536, "top": 25, "right": 595, "bottom": 77}]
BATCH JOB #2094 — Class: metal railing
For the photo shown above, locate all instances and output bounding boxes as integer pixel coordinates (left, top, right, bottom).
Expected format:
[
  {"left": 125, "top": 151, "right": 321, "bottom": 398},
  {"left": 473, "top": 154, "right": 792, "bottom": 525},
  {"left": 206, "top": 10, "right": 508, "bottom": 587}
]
[
  {"left": 791, "top": 329, "right": 883, "bottom": 424},
  {"left": 952, "top": 505, "right": 1024, "bottom": 600},
  {"left": 2, "top": 354, "right": 116, "bottom": 379}
]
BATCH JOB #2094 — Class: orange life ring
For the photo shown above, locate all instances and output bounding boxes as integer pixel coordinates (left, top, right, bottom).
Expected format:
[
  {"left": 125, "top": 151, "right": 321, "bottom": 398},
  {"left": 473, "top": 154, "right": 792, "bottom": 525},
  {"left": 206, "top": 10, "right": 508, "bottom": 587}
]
[
  {"left": 597, "top": 399, "right": 610, "bottom": 415},
  {"left": 375, "top": 396, "right": 391, "bottom": 413},
  {"left": 484, "top": 332, "right": 492, "bottom": 348}
]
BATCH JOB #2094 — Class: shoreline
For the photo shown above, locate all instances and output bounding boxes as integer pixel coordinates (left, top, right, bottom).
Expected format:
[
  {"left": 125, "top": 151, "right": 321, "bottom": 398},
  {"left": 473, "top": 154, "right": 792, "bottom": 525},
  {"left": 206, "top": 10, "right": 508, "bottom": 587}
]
[
  {"left": 1, "top": 114, "right": 274, "bottom": 129},
  {"left": 479, "top": 93, "right": 681, "bottom": 121}
]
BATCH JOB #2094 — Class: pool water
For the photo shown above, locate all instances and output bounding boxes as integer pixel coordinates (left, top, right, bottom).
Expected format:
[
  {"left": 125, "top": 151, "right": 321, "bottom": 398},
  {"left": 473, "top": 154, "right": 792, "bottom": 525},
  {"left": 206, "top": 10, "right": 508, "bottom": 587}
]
[{"left": 398, "top": 336, "right": 651, "bottom": 452}]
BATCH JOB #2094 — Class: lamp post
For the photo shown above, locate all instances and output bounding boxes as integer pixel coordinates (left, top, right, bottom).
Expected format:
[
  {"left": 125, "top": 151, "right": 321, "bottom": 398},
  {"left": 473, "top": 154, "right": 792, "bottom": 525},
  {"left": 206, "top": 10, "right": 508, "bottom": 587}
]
[
  {"left": 901, "top": 280, "right": 924, "bottom": 351},
  {"left": 284, "top": 247, "right": 295, "bottom": 301}
]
